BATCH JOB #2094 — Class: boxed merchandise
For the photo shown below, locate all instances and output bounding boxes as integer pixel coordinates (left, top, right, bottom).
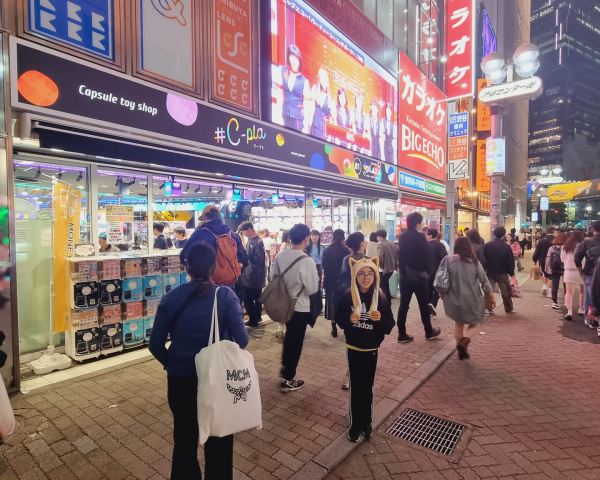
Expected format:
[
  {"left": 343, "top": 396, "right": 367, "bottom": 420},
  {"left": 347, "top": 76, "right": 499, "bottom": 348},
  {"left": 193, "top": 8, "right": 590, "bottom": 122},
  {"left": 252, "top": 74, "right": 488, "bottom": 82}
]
[
  {"left": 70, "top": 308, "right": 99, "bottom": 329},
  {"left": 122, "top": 277, "right": 143, "bottom": 302},
  {"left": 124, "top": 301, "right": 143, "bottom": 320},
  {"left": 163, "top": 273, "right": 181, "bottom": 294},
  {"left": 101, "top": 304, "right": 122, "bottom": 325},
  {"left": 72, "top": 281, "right": 99, "bottom": 309},
  {"left": 100, "top": 323, "right": 123, "bottom": 352},
  {"left": 122, "top": 258, "right": 143, "bottom": 278},
  {"left": 123, "top": 319, "right": 144, "bottom": 347},
  {"left": 100, "top": 259, "right": 121, "bottom": 280},
  {"left": 180, "top": 271, "right": 190, "bottom": 285},
  {"left": 70, "top": 327, "right": 101, "bottom": 358},
  {"left": 143, "top": 316, "right": 155, "bottom": 343},
  {"left": 144, "top": 298, "right": 160, "bottom": 317},
  {"left": 162, "top": 254, "right": 182, "bottom": 273},
  {"left": 143, "top": 275, "right": 162, "bottom": 299},
  {"left": 144, "top": 256, "right": 163, "bottom": 275},
  {"left": 75, "top": 261, "right": 98, "bottom": 282},
  {"left": 99, "top": 279, "right": 122, "bottom": 305}
]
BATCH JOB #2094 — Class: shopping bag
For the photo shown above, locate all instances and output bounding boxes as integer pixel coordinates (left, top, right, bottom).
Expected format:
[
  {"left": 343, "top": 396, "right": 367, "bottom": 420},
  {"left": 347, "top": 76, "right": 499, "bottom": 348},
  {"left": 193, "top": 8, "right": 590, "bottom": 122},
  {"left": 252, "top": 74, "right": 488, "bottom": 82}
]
[
  {"left": 0, "top": 377, "right": 15, "bottom": 439},
  {"left": 196, "top": 288, "right": 262, "bottom": 444},
  {"left": 510, "top": 278, "right": 523, "bottom": 298},
  {"left": 530, "top": 266, "right": 541, "bottom": 281}
]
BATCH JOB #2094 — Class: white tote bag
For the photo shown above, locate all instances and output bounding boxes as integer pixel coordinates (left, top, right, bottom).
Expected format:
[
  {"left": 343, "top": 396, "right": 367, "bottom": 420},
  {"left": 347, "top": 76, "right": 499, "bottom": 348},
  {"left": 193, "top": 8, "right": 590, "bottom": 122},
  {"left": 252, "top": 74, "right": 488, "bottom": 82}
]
[
  {"left": 0, "top": 377, "right": 15, "bottom": 439},
  {"left": 195, "top": 288, "right": 262, "bottom": 444}
]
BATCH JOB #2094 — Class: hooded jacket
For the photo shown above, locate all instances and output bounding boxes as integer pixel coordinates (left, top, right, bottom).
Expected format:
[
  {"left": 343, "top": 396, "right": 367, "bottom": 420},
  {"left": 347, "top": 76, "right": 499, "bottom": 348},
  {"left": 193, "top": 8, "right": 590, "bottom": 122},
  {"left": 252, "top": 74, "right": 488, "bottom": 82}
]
[
  {"left": 335, "top": 257, "right": 395, "bottom": 350},
  {"left": 180, "top": 218, "right": 248, "bottom": 270}
]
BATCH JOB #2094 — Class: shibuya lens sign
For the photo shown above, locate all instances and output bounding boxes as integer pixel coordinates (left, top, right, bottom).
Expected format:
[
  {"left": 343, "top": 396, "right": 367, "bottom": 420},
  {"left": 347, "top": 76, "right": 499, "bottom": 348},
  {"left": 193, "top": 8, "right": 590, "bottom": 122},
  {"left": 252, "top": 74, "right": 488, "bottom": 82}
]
[{"left": 398, "top": 52, "right": 447, "bottom": 184}]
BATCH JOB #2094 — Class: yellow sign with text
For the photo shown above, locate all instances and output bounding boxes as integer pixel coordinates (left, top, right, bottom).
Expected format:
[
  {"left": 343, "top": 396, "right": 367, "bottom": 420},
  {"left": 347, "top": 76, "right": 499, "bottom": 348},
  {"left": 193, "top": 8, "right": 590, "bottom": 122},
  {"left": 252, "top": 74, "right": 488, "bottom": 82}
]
[
  {"left": 476, "top": 140, "right": 490, "bottom": 192},
  {"left": 548, "top": 181, "right": 592, "bottom": 202},
  {"left": 477, "top": 79, "right": 491, "bottom": 131},
  {"left": 53, "top": 181, "right": 82, "bottom": 333}
]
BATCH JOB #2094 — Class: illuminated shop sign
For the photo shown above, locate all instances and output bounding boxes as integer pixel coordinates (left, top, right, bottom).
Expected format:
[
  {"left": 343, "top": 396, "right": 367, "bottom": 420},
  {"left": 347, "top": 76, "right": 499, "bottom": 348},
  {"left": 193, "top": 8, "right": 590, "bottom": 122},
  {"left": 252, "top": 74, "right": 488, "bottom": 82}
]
[
  {"left": 445, "top": 0, "right": 475, "bottom": 99},
  {"left": 398, "top": 168, "right": 445, "bottom": 199},
  {"left": 11, "top": 39, "right": 397, "bottom": 189}
]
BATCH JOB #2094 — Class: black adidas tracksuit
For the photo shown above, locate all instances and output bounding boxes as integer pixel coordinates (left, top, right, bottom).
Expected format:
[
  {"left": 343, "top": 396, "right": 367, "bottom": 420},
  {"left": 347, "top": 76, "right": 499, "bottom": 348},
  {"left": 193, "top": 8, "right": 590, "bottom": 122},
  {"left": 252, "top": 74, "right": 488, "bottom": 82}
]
[{"left": 335, "top": 290, "right": 395, "bottom": 431}]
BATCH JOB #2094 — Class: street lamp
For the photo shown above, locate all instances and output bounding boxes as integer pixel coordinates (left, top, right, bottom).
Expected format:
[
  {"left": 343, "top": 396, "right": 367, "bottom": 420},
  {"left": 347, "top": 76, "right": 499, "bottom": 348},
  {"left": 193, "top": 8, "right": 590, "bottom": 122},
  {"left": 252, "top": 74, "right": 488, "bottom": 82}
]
[{"left": 479, "top": 43, "right": 544, "bottom": 239}]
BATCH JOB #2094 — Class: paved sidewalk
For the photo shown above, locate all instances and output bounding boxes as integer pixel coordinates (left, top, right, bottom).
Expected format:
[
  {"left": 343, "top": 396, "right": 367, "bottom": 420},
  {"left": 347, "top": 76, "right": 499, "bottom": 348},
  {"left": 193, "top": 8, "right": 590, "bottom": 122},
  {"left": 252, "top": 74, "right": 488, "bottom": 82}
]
[
  {"left": 327, "top": 259, "right": 600, "bottom": 479},
  {"left": 0, "top": 282, "right": 464, "bottom": 479}
]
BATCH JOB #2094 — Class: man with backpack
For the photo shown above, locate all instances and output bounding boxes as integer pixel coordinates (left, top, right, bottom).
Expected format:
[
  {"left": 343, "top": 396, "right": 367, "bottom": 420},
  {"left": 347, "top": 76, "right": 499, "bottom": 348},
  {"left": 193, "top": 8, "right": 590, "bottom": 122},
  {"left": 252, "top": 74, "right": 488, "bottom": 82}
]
[
  {"left": 180, "top": 207, "right": 247, "bottom": 288},
  {"left": 545, "top": 233, "right": 567, "bottom": 310},
  {"left": 264, "top": 224, "right": 319, "bottom": 392},
  {"left": 574, "top": 220, "right": 600, "bottom": 327}
]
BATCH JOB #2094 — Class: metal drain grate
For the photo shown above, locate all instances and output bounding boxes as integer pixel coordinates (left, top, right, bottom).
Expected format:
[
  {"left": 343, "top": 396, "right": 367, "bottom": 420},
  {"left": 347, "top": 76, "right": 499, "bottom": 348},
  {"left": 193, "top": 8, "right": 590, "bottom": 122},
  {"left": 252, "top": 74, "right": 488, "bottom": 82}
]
[{"left": 386, "top": 408, "right": 465, "bottom": 456}]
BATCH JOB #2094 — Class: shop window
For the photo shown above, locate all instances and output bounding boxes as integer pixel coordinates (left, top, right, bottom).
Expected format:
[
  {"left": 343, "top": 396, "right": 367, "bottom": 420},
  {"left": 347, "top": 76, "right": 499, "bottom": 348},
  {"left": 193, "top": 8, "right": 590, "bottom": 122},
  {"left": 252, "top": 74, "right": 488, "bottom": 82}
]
[
  {"left": 26, "top": 0, "right": 116, "bottom": 61},
  {"left": 250, "top": 190, "right": 305, "bottom": 238},
  {"left": 333, "top": 198, "right": 349, "bottom": 234},
  {"left": 135, "top": 0, "right": 197, "bottom": 90},
  {"left": 312, "top": 197, "right": 332, "bottom": 241},
  {"left": 97, "top": 168, "right": 149, "bottom": 253},
  {"left": 14, "top": 159, "right": 90, "bottom": 354}
]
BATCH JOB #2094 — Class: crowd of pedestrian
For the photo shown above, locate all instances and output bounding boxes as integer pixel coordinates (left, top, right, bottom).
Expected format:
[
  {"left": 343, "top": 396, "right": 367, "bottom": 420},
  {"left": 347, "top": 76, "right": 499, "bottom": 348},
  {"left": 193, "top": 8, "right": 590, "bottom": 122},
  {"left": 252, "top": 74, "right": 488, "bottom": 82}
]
[{"left": 149, "top": 207, "right": 600, "bottom": 478}]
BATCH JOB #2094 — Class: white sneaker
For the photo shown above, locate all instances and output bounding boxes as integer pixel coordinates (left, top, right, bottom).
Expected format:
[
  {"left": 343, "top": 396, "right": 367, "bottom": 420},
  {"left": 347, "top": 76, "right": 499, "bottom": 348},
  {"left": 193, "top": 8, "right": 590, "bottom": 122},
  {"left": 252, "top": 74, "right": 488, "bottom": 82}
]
[{"left": 541, "top": 286, "right": 548, "bottom": 296}]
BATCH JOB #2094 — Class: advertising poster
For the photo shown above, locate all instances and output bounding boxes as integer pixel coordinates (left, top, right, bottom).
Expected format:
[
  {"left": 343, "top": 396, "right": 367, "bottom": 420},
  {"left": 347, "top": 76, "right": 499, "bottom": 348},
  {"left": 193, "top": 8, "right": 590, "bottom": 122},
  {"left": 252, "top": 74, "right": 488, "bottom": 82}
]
[
  {"left": 548, "top": 180, "right": 593, "bottom": 202},
  {"left": 477, "top": 79, "right": 491, "bottom": 131},
  {"left": 140, "top": 0, "right": 195, "bottom": 88},
  {"left": 486, "top": 137, "right": 505, "bottom": 176},
  {"left": 53, "top": 181, "right": 82, "bottom": 333},
  {"left": 447, "top": 112, "right": 469, "bottom": 180},
  {"left": 445, "top": 0, "right": 475, "bottom": 99},
  {"left": 398, "top": 51, "right": 447, "bottom": 183},
  {"left": 269, "top": 0, "right": 398, "bottom": 163},
  {"left": 106, "top": 205, "right": 134, "bottom": 244},
  {"left": 212, "top": 0, "right": 253, "bottom": 112},
  {"left": 12, "top": 39, "right": 397, "bottom": 190},
  {"left": 476, "top": 140, "right": 490, "bottom": 192}
]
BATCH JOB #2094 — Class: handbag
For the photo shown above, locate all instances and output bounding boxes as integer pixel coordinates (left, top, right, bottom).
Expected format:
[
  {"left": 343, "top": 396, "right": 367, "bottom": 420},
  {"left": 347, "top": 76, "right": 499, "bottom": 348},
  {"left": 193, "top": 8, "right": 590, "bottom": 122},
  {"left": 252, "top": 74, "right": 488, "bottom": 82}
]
[
  {"left": 0, "top": 377, "right": 15, "bottom": 439},
  {"left": 195, "top": 288, "right": 262, "bottom": 444},
  {"left": 510, "top": 277, "right": 522, "bottom": 298},
  {"left": 433, "top": 257, "right": 450, "bottom": 293}
]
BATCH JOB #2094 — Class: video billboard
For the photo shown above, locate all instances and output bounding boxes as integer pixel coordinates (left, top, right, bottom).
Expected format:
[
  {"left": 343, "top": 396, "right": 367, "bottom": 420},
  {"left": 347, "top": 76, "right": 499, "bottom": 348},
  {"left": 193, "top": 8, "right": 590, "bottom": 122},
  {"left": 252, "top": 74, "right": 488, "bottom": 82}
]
[{"left": 269, "top": 0, "right": 398, "bottom": 163}]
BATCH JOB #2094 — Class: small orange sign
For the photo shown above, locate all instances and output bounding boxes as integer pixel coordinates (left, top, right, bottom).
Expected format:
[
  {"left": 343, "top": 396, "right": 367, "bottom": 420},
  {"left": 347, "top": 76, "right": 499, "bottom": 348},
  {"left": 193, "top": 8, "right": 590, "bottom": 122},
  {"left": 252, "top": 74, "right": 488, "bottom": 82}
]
[
  {"left": 477, "top": 79, "right": 491, "bottom": 131},
  {"left": 476, "top": 140, "right": 490, "bottom": 192}
]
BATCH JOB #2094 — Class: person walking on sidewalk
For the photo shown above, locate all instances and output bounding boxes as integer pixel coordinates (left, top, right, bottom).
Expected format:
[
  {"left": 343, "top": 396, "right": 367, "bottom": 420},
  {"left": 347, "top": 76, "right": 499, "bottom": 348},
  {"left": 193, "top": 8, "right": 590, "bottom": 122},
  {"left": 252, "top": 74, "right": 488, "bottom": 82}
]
[
  {"left": 466, "top": 229, "right": 487, "bottom": 269},
  {"left": 533, "top": 226, "right": 556, "bottom": 296},
  {"left": 239, "top": 222, "right": 266, "bottom": 328},
  {"left": 306, "top": 230, "right": 325, "bottom": 290},
  {"left": 508, "top": 233, "right": 524, "bottom": 272},
  {"left": 435, "top": 237, "right": 495, "bottom": 360},
  {"left": 484, "top": 226, "right": 516, "bottom": 314},
  {"left": 149, "top": 242, "right": 249, "bottom": 480},
  {"left": 574, "top": 220, "right": 600, "bottom": 328},
  {"left": 335, "top": 256, "right": 395, "bottom": 442},
  {"left": 397, "top": 212, "right": 441, "bottom": 343},
  {"left": 562, "top": 231, "right": 586, "bottom": 320},
  {"left": 376, "top": 229, "right": 398, "bottom": 305},
  {"left": 322, "top": 229, "right": 349, "bottom": 338},
  {"left": 366, "top": 232, "right": 379, "bottom": 258},
  {"left": 271, "top": 224, "right": 320, "bottom": 392},
  {"left": 426, "top": 228, "right": 447, "bottom": 316},
  {"left": 545, "top": 232, "right": 567, "bottom": 310}
]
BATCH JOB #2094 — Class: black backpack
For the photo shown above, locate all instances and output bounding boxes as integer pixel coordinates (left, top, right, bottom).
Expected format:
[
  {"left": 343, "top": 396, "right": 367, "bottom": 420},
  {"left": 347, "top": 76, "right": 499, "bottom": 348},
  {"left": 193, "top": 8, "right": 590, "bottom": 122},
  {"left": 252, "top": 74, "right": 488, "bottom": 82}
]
[{"left": 550, "top": 247, "right": 564, "bottom": 275}]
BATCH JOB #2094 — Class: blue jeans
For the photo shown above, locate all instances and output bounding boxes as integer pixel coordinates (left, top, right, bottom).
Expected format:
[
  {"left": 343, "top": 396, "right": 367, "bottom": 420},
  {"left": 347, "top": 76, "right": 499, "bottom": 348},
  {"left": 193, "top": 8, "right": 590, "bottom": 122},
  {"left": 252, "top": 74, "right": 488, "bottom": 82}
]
[{"left": 584, "top": 275, "right": 593, "bottom": 319}]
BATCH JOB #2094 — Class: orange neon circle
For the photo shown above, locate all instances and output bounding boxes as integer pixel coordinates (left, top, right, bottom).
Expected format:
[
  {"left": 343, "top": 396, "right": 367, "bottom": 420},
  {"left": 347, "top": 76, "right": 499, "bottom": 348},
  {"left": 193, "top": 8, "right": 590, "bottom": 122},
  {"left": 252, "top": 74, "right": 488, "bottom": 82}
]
[{"left": 17, "top": 70, "right": 59, "bottom": 107}]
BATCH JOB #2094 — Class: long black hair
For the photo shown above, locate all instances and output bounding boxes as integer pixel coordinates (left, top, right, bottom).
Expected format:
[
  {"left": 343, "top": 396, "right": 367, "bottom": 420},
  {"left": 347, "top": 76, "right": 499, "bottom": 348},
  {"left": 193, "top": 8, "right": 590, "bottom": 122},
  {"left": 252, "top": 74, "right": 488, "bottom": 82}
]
[
  {"left": 306, "top": 229, "right": 321, "bottom": 255},
  {"left": 185, "top": 242, "right": 216, "bottom": 297}
]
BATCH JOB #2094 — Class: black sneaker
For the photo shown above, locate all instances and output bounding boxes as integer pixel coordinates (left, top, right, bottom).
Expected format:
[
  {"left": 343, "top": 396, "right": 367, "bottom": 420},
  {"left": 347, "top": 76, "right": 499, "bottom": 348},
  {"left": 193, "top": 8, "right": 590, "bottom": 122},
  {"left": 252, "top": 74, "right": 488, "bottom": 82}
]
[
  {"left": 347, "top": 427, "right": 361, "bottom": 443},
  {"left": 245, "top": 320, "right": 260, "bottom": 328},
  {"left": 426, "top": 327, "right": 442, "bottom": 340},
  {"left": 361, "top": 424, "right": 373, "bottom": 439},
  {"left": 428, "top": 303, "right": 437, "bottom": 316},
  {"left": 397, "top": 333, "right": 414, "bottom": 343},
  {"left": 280, "top": 379, "right": 305, "bottom": 392},
  {"left": 564, "top": 314, "right": 573, "bottom": 321}
]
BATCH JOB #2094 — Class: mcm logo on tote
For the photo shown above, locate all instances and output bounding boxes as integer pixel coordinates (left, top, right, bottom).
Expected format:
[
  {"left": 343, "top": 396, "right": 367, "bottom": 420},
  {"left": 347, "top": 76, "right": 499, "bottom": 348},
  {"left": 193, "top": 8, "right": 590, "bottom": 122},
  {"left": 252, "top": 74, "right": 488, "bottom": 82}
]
[{"left": 226, "top": 369, "right": 252, "bottom": 404}]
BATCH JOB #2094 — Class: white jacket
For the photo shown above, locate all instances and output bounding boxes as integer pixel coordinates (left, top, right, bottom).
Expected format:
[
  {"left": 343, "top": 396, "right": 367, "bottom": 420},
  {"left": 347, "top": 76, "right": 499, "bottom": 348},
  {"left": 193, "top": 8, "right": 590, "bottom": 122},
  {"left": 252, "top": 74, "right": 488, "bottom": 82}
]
[{"left": 270, "top": 249, "right": 319, "bottom": 312}]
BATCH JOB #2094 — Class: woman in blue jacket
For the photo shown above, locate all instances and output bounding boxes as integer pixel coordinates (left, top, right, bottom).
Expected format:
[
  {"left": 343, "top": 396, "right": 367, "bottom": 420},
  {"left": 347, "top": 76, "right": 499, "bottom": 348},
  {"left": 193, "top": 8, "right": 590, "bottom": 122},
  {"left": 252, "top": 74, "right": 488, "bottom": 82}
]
[{"left": 150, "top": 242, "right": 249, "bottom": 480}]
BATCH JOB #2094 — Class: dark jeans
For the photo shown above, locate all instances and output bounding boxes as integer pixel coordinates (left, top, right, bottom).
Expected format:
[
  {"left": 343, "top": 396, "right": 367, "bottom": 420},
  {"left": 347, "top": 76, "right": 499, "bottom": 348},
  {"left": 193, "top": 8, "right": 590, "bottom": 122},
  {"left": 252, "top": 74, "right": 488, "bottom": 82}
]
[
  {"left": 551, "top": 273, "right": 562, "bottom": 303},
  {"left": 167, "top": 375, "right": 234, "bottom": 480},
  {"left": 380, "top": 272, "right": 393, "bottom": 304},
  {"left": 244, "top": 287, "right": 263, "bottom": 325},
  {"left": 347, "top": 348, "right": 378, "bottom": 430},
  {"left": 397, "top": 277, "right": 434, "bottom": 336},
  {"left": 428, "top": 275, "right": 439, "bottom": 307},
  {"left": 316, "top": 264, "right": 323, "bottom": 291},
  {"left": 487, "top": 272, "right": 513, "bottom": 313},
  {"left": 282, "top": 312, "right": 312, "bottom": 381}
]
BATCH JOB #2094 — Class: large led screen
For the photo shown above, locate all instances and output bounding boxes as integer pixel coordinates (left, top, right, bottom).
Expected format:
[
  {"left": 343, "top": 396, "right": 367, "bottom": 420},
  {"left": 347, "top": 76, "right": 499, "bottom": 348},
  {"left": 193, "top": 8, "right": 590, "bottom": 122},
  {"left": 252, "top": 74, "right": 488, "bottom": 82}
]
[{"left": 269, "top": 0, "right": 398, "bottom": 164}]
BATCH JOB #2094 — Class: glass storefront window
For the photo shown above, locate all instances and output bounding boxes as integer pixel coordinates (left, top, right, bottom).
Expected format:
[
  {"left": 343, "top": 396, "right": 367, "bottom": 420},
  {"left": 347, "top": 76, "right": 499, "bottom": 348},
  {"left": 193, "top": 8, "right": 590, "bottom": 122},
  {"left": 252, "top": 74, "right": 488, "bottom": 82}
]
[
  {"left": 333, "top": 198, "right": 349, "bottom": 233},
  {"left": 97, "top": 168, "right": 149, "bottom": 254},
  {"left": 14, "top": 159, "right": 89, "bottom": 354}
]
